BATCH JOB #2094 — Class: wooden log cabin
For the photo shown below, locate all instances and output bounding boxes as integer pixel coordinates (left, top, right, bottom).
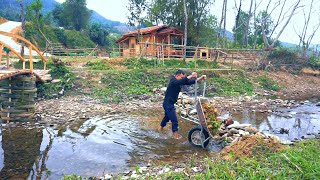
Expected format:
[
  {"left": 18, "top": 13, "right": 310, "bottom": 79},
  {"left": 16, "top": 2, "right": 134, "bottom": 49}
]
[{"left": 116, "top": 25, "right": 184, "bottom": 58}]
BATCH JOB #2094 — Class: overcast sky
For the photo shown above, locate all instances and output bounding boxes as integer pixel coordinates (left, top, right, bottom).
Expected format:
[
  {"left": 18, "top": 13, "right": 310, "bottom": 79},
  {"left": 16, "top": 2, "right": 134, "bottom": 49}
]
[{"left": 55, "top": 0, "right": 320, "bottom": 45}]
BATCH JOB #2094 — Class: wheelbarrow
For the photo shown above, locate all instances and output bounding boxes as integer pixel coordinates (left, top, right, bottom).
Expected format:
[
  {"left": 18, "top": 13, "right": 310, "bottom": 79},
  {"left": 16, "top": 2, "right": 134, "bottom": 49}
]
[{"left": 179, "top": 80, "right": 214, "bottom": 148}]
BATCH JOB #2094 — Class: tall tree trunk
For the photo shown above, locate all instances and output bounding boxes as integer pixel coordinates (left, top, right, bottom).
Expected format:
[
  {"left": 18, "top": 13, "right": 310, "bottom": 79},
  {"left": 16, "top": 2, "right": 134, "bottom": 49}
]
[
  {"left": 262, "top": 0, "right": 301, "bottom": 50},
  {"left": 216, "top": 0, "right": 226, "bottom": 48},
  {"left": 242, "top": 0, "right": 253, "bottom": 48},
  {"left": 20, "top": 0, "right": 25, "bottom": 57},
  {"left": 223, "top": 0, "right": 227, "bottom": 48},
  {"left": 253, "top": 0, "right": 258, "bottom": 49},
  {"left": 183, "top": 0, "right": 188, "bottom": 61},
  {"left": 234, "top": 0, "right": 242, "bottom": 47}
]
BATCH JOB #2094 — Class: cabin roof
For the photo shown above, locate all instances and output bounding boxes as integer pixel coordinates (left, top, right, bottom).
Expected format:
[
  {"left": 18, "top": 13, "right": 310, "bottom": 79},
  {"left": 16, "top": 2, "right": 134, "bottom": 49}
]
[{"left": 116, "top": 25, "right": 183, "bottom": 43}]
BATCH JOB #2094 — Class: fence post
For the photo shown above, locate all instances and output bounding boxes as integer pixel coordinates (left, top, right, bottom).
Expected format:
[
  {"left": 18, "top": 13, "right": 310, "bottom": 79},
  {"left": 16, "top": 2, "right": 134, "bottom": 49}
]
[
  {"left": 0, "top": 44, "right": 3, "bottom": 63},
  {"left": 231, "top": 53, "right": 234, "bottom": 70}
]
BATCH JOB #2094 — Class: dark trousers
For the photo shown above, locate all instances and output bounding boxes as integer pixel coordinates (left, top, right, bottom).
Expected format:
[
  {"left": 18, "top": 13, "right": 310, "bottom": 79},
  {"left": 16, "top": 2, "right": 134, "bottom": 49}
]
[{"left": 160, "top": 102, "right": 179, "bottom": 132}]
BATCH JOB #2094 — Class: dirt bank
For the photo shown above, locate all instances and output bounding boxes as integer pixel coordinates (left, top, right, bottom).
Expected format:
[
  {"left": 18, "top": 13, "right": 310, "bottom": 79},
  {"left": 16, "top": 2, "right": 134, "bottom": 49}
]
[{"left": 264, "top": 71, "right": 320, "bottom": 100}]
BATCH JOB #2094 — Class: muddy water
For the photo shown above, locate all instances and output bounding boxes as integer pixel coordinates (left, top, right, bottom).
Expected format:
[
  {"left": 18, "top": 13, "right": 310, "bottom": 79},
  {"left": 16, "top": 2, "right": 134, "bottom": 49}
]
[
  {"left": 232, "top": 103, "right": 320, "bottom": 141},
  {"left": 0, "top": 114, "right": 209, "bottom": 179}
]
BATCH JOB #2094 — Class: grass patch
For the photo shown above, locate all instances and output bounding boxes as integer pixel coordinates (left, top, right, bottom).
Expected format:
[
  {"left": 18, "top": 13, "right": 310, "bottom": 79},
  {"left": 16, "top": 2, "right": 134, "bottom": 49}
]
[
  {"left": 156, "top": 139, "right": 320, "bottom": 179},
  {"left": 122, "top": 58, "right": 219, "bottom": 69},
  {"left": 205, "top": 139, "right": 320, "bottom": 179},
  {"left": 85, "top": 60, "right": 113, "bottom": 70},
  {"left": 257, "top": 74, "right": 280, "bottom": 91},
  {"left": 13, "top": 60, "right": 47, "bottom": 70},
  {"left": 213, "top": 71, "right": 254, "bottom": 96},
  {"left": 94, "top": 69, "right": 173, "bottom": 103},
  {"left": 92, "top": 69, "right": 253, "bottom": 103}
]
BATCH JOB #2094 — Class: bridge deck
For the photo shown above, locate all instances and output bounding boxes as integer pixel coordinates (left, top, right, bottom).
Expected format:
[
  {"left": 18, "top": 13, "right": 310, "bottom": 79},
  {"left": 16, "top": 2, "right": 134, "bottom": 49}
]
[{"left": 0, "top": 69, "right": 49, "bottom": 82}]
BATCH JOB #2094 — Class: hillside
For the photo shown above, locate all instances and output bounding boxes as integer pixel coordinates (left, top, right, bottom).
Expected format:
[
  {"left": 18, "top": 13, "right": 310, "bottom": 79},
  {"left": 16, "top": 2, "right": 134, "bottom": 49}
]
[{"left": 0, "top": 0, "right": 130, "bottom": 34}]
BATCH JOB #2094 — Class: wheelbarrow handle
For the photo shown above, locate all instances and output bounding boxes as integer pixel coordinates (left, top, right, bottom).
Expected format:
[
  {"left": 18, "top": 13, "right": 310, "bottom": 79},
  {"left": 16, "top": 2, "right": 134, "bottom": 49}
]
[{"left": 202, "top": 80, "right": 206, "bottom": 97}]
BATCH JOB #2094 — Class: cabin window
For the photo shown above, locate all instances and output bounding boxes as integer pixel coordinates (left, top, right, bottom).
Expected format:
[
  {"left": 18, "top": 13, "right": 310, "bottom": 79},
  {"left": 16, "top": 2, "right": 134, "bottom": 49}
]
[
  {"left": 131, "top": 44, "right": 135, "bottom": 48},
  {"left": 202, "top": 52, "right": 207, "bottom": 57},
  {"left": 172, "top": 36, "right": 182, "bottom": 45}
]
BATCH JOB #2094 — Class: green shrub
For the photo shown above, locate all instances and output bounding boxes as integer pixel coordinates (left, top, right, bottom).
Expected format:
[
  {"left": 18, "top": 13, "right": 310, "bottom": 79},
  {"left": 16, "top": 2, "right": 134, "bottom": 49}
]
[
  {"left": 257, "top": 74, "right": 280, "bottom": 91},
  {"left": 64, "top": 30, "right": 95, "bottom": 48},
  {"left": 309, "top": 56, "right": 320, "bottom": 69},
  {"left": 37, "top": 59, "right": 75, "bottom": 98},
  {"left": 267, "top": 48, "right": 299, "bottom": 64}
]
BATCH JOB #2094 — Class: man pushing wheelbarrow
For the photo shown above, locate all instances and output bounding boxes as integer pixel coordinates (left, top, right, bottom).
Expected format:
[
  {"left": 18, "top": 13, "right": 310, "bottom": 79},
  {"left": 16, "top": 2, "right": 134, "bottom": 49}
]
[{"left": 158, "top": 70, "right": 206, "bottom": 139}]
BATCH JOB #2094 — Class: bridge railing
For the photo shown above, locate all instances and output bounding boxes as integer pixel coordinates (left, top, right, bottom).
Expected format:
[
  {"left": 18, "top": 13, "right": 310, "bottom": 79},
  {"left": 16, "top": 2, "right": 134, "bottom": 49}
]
[{"left": 0, "top": 31, "right": 47, "bottom": 73}]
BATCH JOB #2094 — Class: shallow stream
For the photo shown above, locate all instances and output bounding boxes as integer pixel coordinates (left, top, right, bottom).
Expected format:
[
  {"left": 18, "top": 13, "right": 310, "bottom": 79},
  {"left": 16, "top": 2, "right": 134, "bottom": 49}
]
[{"left": 0, "top": 103, "right": 319, "bottom": 179}]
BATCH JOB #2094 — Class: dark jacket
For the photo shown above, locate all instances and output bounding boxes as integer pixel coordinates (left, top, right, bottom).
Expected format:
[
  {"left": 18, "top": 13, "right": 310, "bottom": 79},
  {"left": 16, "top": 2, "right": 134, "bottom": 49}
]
[{"left": 163, "top": 76, "right": 195, "bottom": 104}]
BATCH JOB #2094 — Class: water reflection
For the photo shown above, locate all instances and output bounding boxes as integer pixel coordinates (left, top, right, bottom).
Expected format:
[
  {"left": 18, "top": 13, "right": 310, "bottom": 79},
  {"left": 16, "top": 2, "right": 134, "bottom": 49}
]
[
  {"left": 0, "top": 125, "right": 49, "bottom": 179},
  {"left": 0, "top": 115, "right": 207, "bottom": 179},
  {"left": 232, "top": 103, "right": 320, "bottom": 141}
]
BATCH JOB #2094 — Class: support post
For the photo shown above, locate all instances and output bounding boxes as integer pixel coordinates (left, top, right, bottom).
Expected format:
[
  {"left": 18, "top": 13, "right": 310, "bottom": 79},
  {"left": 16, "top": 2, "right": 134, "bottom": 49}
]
[
  {"left": 6, "top": 52, "right": 9, "bottom": 69},
  {"left": 29, "top": 47, "right": 33, "bottom": 73},
  {"left": 167, "top": 35, "right": 171, "bottom": 58}
]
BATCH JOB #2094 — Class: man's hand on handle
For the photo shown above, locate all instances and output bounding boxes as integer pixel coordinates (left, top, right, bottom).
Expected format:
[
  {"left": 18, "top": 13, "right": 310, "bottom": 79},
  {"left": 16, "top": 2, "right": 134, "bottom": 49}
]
[
  {"left": 187, "top": 72, "right": 198, "bottom": 79},
  {"left": 197, "top": 75, "right": 206, "bottom": 82}
]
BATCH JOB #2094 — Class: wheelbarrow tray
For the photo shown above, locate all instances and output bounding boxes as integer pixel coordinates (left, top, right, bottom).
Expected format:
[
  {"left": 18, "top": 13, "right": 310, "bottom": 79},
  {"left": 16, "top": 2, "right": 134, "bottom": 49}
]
[{"left": 196, "top": 97, "right": 215, "bottom": 138}]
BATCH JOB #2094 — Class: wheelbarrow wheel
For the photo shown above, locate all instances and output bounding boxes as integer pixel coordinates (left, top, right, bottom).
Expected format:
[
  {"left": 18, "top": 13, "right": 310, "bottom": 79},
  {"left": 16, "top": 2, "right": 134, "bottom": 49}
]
[{"left": 187, "top": 125, "right": 210, "bottom": 148}]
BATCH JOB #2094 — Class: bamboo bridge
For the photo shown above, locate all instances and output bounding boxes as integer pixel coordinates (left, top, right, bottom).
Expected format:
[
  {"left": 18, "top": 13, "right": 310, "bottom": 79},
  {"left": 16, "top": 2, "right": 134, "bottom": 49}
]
[{"left": 0, "top": 31, "right": 50, "bottom": 121}]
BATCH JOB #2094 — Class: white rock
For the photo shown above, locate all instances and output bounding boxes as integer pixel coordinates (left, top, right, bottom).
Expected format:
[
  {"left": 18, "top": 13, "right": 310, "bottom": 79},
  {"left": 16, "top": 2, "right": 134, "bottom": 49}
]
[
  {"left": 227, "top": 124, "right": 252, "bottom": 129},
  {"left": 103, "top": 174, "right": 112, "bottom": 179},
  {"left": 160, "top": 87, "right": 167, "bottom": 93},
  {"left": 131, "top": 174, "right": 139, "bottom": 178},
  {"left": 140, "top": 166, "right": 148, "bottom": 172},
  {"left": 280, "top": 140, "right": 294, "bottom": 145},
  {"left": 264, "top": 133, "right": 280, "bottom": 142},
  {"left": 190, "top": 109, "right": 197, "bottom": 115},
  {"left": 52, "top": 79, "right": 61, "bottom": 83},
  {"left": 192, "top": 167, "right": 199, "bottom": 172},
  {"left": 175, "top": 168, "right": 185, "bottom": 173}
]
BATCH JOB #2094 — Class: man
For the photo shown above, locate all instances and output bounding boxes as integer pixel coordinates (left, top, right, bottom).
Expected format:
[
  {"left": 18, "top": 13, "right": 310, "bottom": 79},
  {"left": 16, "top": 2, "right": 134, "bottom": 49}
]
[{"left": 159, "top": 70, "right": 206, "bottom": 139}]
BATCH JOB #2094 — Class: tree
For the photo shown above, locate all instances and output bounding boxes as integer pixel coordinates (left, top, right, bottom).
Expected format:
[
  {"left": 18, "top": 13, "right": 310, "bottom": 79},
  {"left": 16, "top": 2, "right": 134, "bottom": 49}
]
[
  {"left": 26, "top": 0, "right": 43, "bottom": 29},
  {"left": 17, "top": 0, "right": 25, "bottom": 56},
  {"left": 261, "top": 0, "right": 302, "bottom": 50},
  {"left": 52, "top": 0, "right": 91, "bottom": 31},
  {"left": 294, "top": 0, "right": 320, "bottom": 57},
  {"left": 128, "top": 0, "right": 214, "bottom": 46},
  {"left": 233, "top": 10, "right": 249, "bottom": 48},
  {"left": 183, "top": 0, "right": 187, "bottom": 61},
  {"left": 89, "top": 23, "right": 109, "bottom": 46},
  {"left": 243, "top": 0, "right": 253, "bottom": 48},
  {"left": 216, "top": 0, "right": 227, "bottom": 48},
  {"left": 52, "top": 4, "right": 67, "bottom": 27},
  {"left": 250, "top": 10, "right": 273, "bottom": 48},
  {"left": 127, "top": 0, "right": 148, "bottom": 27}
]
